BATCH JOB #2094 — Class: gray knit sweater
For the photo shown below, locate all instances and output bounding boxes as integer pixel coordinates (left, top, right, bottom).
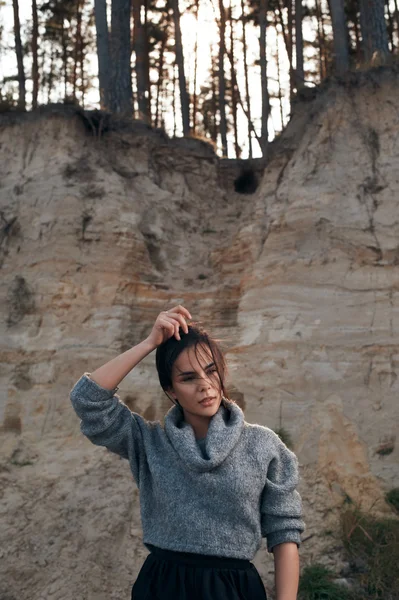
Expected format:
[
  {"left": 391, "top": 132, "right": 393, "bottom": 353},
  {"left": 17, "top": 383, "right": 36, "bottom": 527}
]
[{"left": 70, "top": 373, "right": 305, "bottom": 560}]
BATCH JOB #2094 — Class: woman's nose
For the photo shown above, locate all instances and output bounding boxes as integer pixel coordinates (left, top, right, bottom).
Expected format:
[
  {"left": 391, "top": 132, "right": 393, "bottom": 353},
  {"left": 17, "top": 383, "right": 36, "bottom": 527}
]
[{"left": 199, "top": 374, "right": 213, "bottom": 387}]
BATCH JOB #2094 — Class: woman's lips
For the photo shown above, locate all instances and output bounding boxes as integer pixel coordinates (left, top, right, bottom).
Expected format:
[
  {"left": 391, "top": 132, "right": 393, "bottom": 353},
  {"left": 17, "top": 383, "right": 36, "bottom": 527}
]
[{"left": 199, "top": 397, "right": 215, "bottom": 407}]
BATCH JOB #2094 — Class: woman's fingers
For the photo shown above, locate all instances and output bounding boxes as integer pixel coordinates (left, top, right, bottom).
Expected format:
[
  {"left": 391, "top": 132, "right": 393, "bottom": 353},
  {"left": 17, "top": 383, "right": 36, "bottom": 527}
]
[
  {"left": 171, "top": 313, "right": 189, "bottom": 334},
  {"left": 158, "top": 306, "right": 192, "bottom": 341},
  {"left": 159, "top": 316, "right": 176, "bottom": 338},
  {"left": 164, "top": 309, "right": 190, "bottom": 335},
  {"left": 168, "top": 305, "right": 192, "bottom": 321},
  {"left": 161, "top": 315, "right": 182, "bottom": 340}
]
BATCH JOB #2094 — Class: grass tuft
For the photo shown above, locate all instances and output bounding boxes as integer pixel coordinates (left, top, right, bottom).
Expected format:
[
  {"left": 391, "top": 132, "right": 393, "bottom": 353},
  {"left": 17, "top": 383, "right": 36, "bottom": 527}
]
[
  {"left": 340, "top": 505, "right": 399, "bottom": 599},
  {"left": 298, "top": 563, "right": 356, "bottom": 600}
]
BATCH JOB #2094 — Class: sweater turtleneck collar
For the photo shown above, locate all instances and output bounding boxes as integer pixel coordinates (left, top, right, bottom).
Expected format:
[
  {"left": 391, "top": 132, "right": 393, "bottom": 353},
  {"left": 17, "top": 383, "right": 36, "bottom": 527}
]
[{"left": 164, "top": 398, "right": 245, "bottom": 473}]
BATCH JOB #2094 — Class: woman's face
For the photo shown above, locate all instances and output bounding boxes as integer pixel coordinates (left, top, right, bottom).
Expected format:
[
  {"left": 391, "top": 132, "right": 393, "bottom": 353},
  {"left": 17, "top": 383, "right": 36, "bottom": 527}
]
[{"left": 168, "top": 344, "right": 222, "bottom": 418}]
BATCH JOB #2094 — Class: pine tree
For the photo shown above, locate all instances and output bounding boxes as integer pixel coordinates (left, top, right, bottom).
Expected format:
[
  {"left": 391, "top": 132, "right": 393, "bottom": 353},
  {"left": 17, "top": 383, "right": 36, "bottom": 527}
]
[
  {"left": 240, "top": 0, "right": 253, "bottom": 157},
  {"left": 259, "top": 0, "right": 269, "bottom": 157},
  {"left": 329, "top": 0, "right": 349, "bottom": 74},
  {"left": 94, "top": 0, "right": 110, "bottom": 109},
  {"left": 359, "top": 0, "right": 389, "bottom": 62},
  {"left": 295, "top": 0, "right": 304, "bottom": 89},
  {"left": 170, "top": 0, "right": 190, "bottom": 135},
  {"left": 132, "top": 0, "right": 149, "bottom": 120},
  {"left": 109, "top": 0, "right": 133, "bottom": 114},
  {"left": 32, "top": 0, "right": 39, "bottom": 108},
  {"left": 218, "top": 0, "right": 228, "bottom": 156},
  {"left": 12, "top": 0, "right": 26, "bottom": 109}
]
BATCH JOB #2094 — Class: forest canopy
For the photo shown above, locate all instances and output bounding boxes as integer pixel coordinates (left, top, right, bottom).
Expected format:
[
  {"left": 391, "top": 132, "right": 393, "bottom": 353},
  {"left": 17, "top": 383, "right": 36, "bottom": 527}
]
[{"left": 1, "top": 0, "right": 394, "bottom": 158}]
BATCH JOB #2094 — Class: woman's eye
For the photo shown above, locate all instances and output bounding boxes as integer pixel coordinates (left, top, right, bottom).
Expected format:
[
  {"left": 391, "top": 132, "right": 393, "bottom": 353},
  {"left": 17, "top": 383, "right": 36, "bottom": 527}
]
[{"left": 182, "top": 368, "right": 217, "bottom": 382}]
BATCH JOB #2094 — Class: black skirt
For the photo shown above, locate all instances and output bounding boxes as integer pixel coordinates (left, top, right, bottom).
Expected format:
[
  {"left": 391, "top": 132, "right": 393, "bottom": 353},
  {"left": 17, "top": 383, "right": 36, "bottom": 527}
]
[{"left": 131, "top": 544, "right": 268, "bottom": 600}]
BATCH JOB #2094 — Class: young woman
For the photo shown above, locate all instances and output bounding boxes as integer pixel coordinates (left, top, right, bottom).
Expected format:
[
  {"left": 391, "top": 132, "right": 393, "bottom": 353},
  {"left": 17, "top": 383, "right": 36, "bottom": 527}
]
[{"left": 70, "top": 305, "right": 305, "bottom": 600}]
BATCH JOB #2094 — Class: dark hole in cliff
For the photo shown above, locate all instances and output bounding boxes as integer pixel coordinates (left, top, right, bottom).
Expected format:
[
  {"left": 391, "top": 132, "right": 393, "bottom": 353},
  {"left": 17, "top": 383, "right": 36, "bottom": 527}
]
[
  {"left": 234, "top": 169, "right": 258, "bottom": 194},
  {"left": 79, "top": 109, "right": 112, "bottom": 136}
]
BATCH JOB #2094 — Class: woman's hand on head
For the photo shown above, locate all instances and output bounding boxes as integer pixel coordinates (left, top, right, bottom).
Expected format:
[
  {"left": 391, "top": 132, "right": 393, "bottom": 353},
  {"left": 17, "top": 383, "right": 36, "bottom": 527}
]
[{"left": 145, "top": 305, "right": 192, "bottom": 348}]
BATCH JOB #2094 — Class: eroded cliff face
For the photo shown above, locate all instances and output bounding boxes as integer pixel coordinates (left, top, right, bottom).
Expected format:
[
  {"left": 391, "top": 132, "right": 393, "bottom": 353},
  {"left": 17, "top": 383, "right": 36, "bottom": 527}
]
[{"left": 1, "top": 70, "right": 398, "bottom": 599}]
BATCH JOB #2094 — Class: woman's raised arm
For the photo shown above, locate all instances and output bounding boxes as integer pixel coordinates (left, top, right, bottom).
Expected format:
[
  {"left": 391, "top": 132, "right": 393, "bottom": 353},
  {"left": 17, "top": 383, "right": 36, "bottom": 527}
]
[
  {"left": 69, "top": 306, "right": 192, "bottom": 481},
  {"left": 89, "top": 339, "right": 157, "bottom": 391}
]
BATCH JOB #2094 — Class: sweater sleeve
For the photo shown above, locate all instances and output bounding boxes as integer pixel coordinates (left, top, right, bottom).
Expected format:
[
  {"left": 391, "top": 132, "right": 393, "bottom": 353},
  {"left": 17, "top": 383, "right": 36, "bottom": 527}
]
[
  {"left": 69, "top": 373, "right": 145, "bottom": 486},
  {"left": 260, "top": 435, "right": 305, "bottom": 553}
]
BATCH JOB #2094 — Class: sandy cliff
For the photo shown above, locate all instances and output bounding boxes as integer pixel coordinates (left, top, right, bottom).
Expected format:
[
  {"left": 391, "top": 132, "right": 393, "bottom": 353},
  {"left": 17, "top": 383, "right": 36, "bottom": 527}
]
[{"left": 1, "top": 68, "right": 398, "bottom": 599}]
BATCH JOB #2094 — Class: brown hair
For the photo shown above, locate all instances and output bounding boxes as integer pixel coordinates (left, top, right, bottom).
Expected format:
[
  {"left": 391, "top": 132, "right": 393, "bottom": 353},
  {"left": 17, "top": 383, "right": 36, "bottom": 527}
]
[{"left": 155, "top": 322, "right": 233, "bottom": 410}]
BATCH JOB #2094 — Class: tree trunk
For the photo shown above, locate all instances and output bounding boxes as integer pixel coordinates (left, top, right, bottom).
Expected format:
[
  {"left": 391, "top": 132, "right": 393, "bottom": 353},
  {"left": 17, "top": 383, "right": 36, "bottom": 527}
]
[
  {"left": 329, "top": 0, "right": 349, "bottom": 74},
  {"left": 12, "top": 0, "right": 26, "bottom": 110},
  {"left": 295, "top": 0, "right": 304, "bottom": 90},
  {"left": 61, "top": 21, "right": 68, "bottom": 99},
  {"left": 155, "top": 31, "right": 166, "bottom": 128},
  {"left": 275, "top": 0, "right": 294, "bottom": 99},
  {"left": 154, "top": 0, "right": 171, "bottom": 127},
  {"left": 192, "top": 0, "right": 200, "bottom": 134},
  {"left": 288, "top": 0, "right": 294, "bottom": 97},
  {"left": 274, "top": 13, "right": 284, "bottom": 129},
  {"left": 132, "top": 0, "right": 148, "bottom": 120},
  {"left": 211, "top": 51, "right": 218, "bottom": 145},
  {"left": 315, "top": 0, "right": 325, "bottom": 79},
  {"left": 259, "top": 0, "right": 269, "bottom": 158},
  {"left": 79, "top": 3, "right": 86, "bottom": 106},
  {"left": 72, "top": 1, "right": 83, "bottom": 101},
  {"left": 171, "top": 0, "right": 190, "bottom": 135},
  {"left": 144, "top": 0, "right": 152, "bottom": 123},
  {"left": 32, "top": 0, "right": 39, "bottom": 109},
  {"left": 241, "top": 0, "right": 252, "bottom": 158},
  {"left": 218, "top": 0, "right": 228, "bottom": 156},
  {"left": 229, "top": 2, "right": 240, "bottom": 158},
  {"left": 110, "top": 0, "right": 133, "bottom": 115},
  {"left": 94, "top": 0, "right": 110, "bottom": 109},
  {"left": 359, "top": 0, "right": 390, "bottom": 61}
]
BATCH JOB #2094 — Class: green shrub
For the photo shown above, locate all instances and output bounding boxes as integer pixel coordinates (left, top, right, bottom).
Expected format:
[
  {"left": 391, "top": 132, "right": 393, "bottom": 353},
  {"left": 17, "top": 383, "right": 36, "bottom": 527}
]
[
  {"left": 298, "top": 563, "right": 356, "bottom": 600},
  {"left": 341, "top": 505, "right": 399, "bottom": 599}
]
